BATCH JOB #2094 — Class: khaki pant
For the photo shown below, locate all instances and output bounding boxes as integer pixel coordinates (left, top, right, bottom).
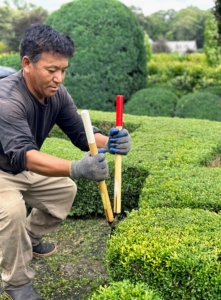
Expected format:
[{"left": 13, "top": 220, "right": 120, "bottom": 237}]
[{"left": 0, "top": 170, "right": 77, "bottom": 290}]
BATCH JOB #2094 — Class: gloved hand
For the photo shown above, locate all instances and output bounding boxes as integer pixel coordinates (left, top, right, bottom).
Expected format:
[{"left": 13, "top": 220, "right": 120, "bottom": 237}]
[
  {"left": 101, "top": 128, "right": 131, "bottom": 155},
  {"left": 70, "top": 152, "right": 108, "bottom": 181}
]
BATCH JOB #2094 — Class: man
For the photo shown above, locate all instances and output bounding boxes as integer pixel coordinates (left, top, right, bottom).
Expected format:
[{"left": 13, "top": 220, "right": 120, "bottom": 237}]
[{"left": 0, "top": 23, "right": 131, "bottom": 300}]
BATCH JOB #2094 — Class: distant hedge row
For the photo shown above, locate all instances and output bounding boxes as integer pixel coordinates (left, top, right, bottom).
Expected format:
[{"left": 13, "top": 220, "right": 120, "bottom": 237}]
[
  {"left": 125, "top": 86, "right": 221, "bottom": 122},
  {"left": 0, "top": 53, "right": 21, "bottom": 71},
  {"left": 148, "top": 53, "right": 221, "bottom": 96}
]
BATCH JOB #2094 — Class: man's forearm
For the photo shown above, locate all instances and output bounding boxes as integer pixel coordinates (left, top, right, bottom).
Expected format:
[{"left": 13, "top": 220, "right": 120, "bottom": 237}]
[
  {"left": 26, "top": 133, "right": 108, "bottom": 177},
  {"left": 94, "top": 133, "right": 108, "bottom": 148},
  {"left": 26, "top": 149, "right": 71, "bottom": 177}
]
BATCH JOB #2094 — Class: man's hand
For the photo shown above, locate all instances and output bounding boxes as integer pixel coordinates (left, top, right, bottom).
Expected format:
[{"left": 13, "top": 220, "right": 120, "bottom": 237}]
[
  {"left": 101, "top": 128, "right": 131, "bottom": 155},
  {"left": 70, "top": 152, "right": 108, "bottom": 181}
]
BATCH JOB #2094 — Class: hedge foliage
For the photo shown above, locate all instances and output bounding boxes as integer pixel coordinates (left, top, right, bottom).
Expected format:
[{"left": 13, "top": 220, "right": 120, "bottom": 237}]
[
  {"left": 175, "top": 92, "right": 221, "bottom": 121},
  {"left": 106, "top": 208, "right": 221, "bottom": 299},
  {"left": 45, "top": 0, "right": 147, "bottom": 112},
  {"left": 43, "top": 111, "right": 221, "bottom": 217},
  {"left": 148, "top": 53, "right": 221, "bottom": 97},
  {"left": 41, "top": 105, "right": 221, "bottom": 298},
  {"left": 89, "top": 280, "right": 162, "bottom": 300},
  {"left": 42, "top": 110, "right": 148, "bottom": 217},
  {"left": 124, "top": 87, "right": 178, "bottom": 117},
  {"left": 141, "top": 166, "right": 221, "bottom": 212},
  {"left": 0, "top": 53, "right": 20, "bottom": 71}
]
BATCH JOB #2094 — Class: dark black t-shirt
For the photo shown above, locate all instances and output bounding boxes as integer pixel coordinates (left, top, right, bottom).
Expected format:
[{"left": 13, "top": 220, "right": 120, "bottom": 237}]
[{"left": 0, "top": 70, "right": 95, "bottom": 174}]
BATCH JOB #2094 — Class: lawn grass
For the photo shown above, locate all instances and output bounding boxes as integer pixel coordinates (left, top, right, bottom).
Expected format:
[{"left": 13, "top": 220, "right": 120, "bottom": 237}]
[{"left": 0, "top": 217, "right": 111, "bottom": 300}]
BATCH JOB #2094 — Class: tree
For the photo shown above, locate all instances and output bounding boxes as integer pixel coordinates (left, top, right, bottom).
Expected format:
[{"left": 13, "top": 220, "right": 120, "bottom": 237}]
[
  {"left": 129, "top": 6, "right": 177, "bottom": 41},
  {"left": 144, "top": 31, "right": 152, "bottom": 62},
  {"left": 213, "top": 0, "right": 221, "bottom": 47},
  {"left": 130, "top": 6, "right": 208, "bottom": 49},
  {"left": 152, "top": 37, "right": 171, "bottom": 53},
  {"left": 129, "top": 5, "right": 154, "bottom": 38},
  {"left": 3, "top": 0, "right": 37, "bottom": 11},
  {"left": 204, "top": 11, "right": 221, "bottom": 66},
  {"left": 148, "top": 10, "right": 176, "bottom": 41},
  {"left": 168, "top": 6, "right": 208, "bottom": 48},
  {"left": 0, "top": 0, "right": 48, "bottom": 52},
  {"left": 0, "top": 5, "right": 14, "bottom": 42},
  {"left": 7, "top": 8, "right": 48, "bottom": 52},
  {"left": 46, "top": 0, "right": 147, "bottom": 112}
]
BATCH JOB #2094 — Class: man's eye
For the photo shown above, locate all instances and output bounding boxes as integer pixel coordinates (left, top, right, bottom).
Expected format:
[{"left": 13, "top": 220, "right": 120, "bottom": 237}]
[{"left": 48, "top": 70, "right": 55, "bottom": 73}]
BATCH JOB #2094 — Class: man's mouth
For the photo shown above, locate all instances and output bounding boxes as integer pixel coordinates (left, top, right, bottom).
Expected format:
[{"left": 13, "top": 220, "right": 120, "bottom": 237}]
[{"left": 49, "top": 86, "right": 58, "bottom": 92}]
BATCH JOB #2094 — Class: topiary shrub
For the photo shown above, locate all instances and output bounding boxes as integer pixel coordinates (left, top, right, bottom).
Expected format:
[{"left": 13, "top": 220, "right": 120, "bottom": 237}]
[
  {"left": 175, "top": 91, "right": 221, "bottom": 121},
  {"left": 124, "top": 87, "right": 178, "bottom": 117},
  {"left": 45, "top": 0, "right": 147, "bottom": 112},
  {"left": 200, "top": 85, "right": 221, "bottom": 97}
]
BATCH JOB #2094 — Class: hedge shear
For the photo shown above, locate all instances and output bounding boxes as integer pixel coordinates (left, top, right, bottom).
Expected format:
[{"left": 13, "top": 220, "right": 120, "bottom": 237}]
[{"left": 81, "top": 95, "right": 124, "bottom": 234}]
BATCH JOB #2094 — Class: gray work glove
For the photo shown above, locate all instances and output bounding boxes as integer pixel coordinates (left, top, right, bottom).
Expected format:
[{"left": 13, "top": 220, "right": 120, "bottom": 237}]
[
  {"left": 70, "top": 152, "right": 108, "bottom": 181},
  {"left": 100, "top": 128, "right": 131, "bottom": 155}
]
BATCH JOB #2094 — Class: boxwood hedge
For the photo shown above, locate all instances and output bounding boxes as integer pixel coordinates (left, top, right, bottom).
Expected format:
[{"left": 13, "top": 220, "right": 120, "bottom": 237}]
[
  {"left": 140, "top": 166, "right": 221, "bottom": 212},
  {"left": 41, "top": 110, "right": 221, "bottom": 298},
  {"left": 106, "top": 208, "right": 221, "bottom": 299},
  {"left": 199, "top": 85, "right": 221, "bottom": 97}
]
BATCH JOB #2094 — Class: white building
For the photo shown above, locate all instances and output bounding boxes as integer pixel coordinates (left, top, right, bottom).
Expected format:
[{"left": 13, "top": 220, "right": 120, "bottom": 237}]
[{"left": 166, "top": 41, "right": 197, "bottom": 54}]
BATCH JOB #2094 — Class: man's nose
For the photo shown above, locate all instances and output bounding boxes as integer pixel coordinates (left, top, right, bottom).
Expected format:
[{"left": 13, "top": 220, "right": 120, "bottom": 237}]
[{"left": 53, "top": 71, "right": 65, "bottom": 83}]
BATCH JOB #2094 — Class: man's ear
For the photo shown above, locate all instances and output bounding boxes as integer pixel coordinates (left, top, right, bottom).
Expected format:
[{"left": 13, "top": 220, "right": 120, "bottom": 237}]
[{"left": 22, "top": 56, "right": 32, "bottom": 73}]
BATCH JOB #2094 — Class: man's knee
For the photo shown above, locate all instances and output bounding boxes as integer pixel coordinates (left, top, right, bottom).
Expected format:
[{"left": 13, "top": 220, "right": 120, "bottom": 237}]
[
  {"left": 0, "top": 191, "right": 26, "bottom": 232},
  {"left": 64, "top": 178, "right": 77, "bottom": 205}
]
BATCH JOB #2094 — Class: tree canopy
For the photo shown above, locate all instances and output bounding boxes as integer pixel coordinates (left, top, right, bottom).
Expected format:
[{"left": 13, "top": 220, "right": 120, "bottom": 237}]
[
  {"left": 0, "top": 0, "right": 48, "bottom": 52},
  {"left": 131, "top": 5, "right": 209, "bottom": 49},
  {"left": 0, "top": 1, "right": 211, "bottom": 53}
]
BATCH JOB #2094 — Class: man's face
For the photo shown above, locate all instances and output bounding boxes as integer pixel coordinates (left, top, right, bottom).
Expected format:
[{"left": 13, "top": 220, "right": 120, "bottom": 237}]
[{"left": 22, "top": 52, "right": 69, "bottom": 103}]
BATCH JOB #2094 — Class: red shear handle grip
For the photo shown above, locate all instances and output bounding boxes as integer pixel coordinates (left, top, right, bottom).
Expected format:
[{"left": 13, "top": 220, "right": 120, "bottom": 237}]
[
  {"left": 114, "top": 95, "right": 124, "bottom": 216},
  {"left": 116, "top": 95, "right": 124, "bottom": 127}
]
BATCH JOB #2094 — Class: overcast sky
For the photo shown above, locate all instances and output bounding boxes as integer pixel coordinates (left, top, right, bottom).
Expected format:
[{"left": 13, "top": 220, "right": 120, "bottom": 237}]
[{"left": 0, "top": 0, "right": 215, "bottom": 15}]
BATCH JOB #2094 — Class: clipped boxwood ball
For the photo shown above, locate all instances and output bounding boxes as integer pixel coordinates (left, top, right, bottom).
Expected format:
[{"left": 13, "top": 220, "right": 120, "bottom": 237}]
[
  {"left": 200, "top": 85, "right": 221, "bottom": 97},
  {"left": 124, "top": 87, "right": 178, "bottom": 117},
  {"left": 46, "top": 0, "right": 147, "bottom": 112},
  {"left": 175, "top": 92, "right": 221, "bottom": 121}
]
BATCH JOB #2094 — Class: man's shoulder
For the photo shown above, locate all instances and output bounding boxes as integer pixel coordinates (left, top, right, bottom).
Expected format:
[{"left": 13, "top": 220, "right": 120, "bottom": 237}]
[{"left": 0, "top": 70, "right": 24, "bottom": 98}]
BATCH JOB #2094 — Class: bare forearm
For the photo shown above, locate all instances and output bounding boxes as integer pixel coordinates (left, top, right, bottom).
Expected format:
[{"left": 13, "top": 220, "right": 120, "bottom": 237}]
[
  {"left": 94, "top": 133, "right": 108, "bottom": 148},
  {"left": 26, "top": 133, "right": 107, "bottom": 177},
  {"left": 26, "top": 150, "right": 71, "bottom": 177}
]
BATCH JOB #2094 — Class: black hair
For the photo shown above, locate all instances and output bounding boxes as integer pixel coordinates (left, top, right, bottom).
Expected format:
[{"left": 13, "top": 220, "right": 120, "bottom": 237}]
[{"left": 20, "top": 23, "right": 75, "bottom": 62}]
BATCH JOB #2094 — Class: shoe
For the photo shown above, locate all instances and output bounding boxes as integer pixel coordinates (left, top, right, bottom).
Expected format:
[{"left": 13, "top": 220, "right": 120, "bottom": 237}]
[
  {"left": 32, "top": 242, "right": 56, "bottom": 258},
  {"left": 4, "top": 285, "right": 43, "bottom": 300}
]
